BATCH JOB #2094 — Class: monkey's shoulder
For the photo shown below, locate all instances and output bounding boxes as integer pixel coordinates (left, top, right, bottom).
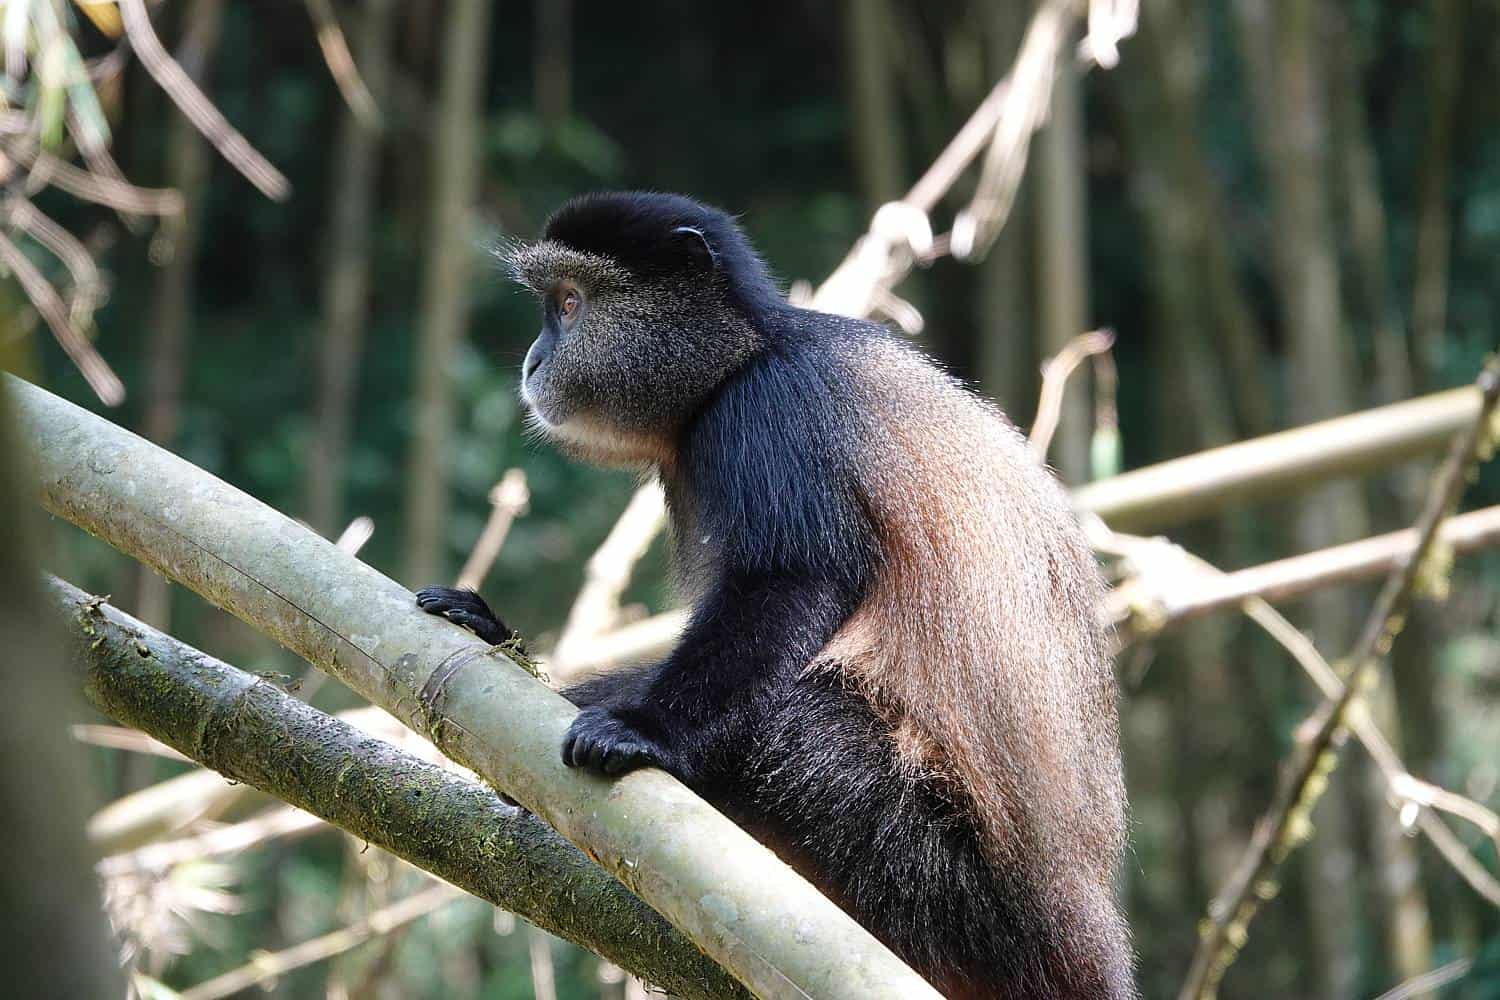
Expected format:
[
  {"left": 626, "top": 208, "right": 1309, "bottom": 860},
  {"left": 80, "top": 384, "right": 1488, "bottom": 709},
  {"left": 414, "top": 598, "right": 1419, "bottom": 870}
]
[{"left": 678, "top": 340, "right": 876, "bottom": 583}]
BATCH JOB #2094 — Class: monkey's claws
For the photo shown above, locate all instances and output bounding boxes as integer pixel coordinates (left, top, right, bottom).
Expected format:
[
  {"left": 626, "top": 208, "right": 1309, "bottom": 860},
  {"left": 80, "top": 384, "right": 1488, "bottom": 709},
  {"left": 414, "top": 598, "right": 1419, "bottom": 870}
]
[
  {"left": 562, "top": 707, "right": 663, "bottom": 776},
  {"left": 415, "top": 586, "right": 511, "bottom": 646}
]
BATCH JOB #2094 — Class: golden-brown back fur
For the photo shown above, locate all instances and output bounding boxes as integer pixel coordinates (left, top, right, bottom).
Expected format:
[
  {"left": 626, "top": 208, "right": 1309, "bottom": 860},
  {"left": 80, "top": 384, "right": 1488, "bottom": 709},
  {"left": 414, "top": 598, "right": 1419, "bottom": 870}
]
[{"left": 822, "top": 336, "right": 1128, "bottom": 952}]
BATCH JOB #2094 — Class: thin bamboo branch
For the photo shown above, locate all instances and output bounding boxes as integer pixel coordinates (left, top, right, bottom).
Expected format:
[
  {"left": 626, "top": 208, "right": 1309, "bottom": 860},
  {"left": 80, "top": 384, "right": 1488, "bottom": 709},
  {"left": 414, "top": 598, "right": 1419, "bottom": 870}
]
[
  {"left": 952, "top": 0, "right": 1076, "bottom": 258},
  {"left": 117, "top": 0, "right": 290, "bottom": 201},
  {"left": 528, "top": 927, "right": 560, "bottom": 1000},
  {"left": 1179, "top": 357, "right": 1500, "bottom": 999},
  {"left": 1372, "top": 958, "right": 1472, "bottom": 1000},
  {"left": 3, "top": 193, "right": 103, "bottom": 327},
  {"left": 813, "top": 0, "right": 1084, "bottom": 319},
  {"left": 454, "top": 468, "right": 529, "bottom": 590},
  {"left": 548, "top": 480, "right": 666, "bottom": 678},
  {"left": 48, "top": 575, "right": 749, "bottom": 1000},
  {"left": 66, "top": 109, "right": 148, "bottom": 231},
  {"left": 12, "top": 375, "right": 936, "bottom": 1000},
  {"left": 179, "top": 884, "right": 461, "bottom": 1000},
  {"left": 71, "top": 724, "right": 190, "bottom": 762},
  {"left": 100, "top": 806, "right": 324, "bottom": 879},
  {"left": 554, "top": 606, "right": 688, "bottom": 675},
  {"left": 5, "top": 138, "right": 185, "bottom": 215},
  {"left": 304, "top": 0, "right": 381, "bottom": 129},
  {"left": 0, "top": 229, "right": 123, "bottom": 404},
  {"left": 88, "top": 764, "right": 251, "bottom": 852},
  {"left": 1107, "top": 504, "right": 1500, "bottom": 635},
  {"left": 1028, "top": 328, "right": 1114, "bottom": 461}
]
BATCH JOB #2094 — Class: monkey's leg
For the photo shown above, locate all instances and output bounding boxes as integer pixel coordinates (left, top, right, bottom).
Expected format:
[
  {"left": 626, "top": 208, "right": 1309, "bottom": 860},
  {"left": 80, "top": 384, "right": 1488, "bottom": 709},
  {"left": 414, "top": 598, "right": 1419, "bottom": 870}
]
[
  {"left": 561, "top": 572, "right": 852, "bottom": 783},
  {"left": 415, "top": 586, "right": 513, "bottom": 645}
]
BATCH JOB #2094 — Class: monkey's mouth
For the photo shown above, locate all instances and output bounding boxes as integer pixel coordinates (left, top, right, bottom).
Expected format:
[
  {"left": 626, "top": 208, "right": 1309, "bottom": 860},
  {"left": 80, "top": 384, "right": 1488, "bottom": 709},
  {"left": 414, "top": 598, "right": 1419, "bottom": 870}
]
[
  {"left": 518, "top": 371, "right": 558, "bottom": 427},
  {"left": 519, "top": 377, "right": 584, "bottom": 441}
]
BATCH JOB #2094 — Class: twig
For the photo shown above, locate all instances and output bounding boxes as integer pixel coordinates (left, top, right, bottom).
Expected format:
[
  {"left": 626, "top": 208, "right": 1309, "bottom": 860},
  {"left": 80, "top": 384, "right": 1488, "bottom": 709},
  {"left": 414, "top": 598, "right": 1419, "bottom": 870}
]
[
  {"left": 179, "top": 884, "right": 462, "bottom": 1000},
  {"left": 117, "top": 0, "right": 290, "bottom": 201},
  {"left": 1179, "top": 356, "right": 1500, "bottom": 1000},
  {"left": 70, "top": 724, "right": 190, "bottom": 762},
  {"left": 455, "top": 468, "right": 529, "bottom": 590},
  {"left": 1371, "top": 958, "right": 1473, "bottom": 1000},
  {"left": 1079, "top": 0, "right": 1139, "bottom": 68},
  {"left": 335, "top": 515, "right": 375, "bottom": 555},
  {"left": 99, "top": 806, "right": 324, "bottom": 879},
  {"left": 68, "top": 109, "right": 150, "bottom": 230},
  {"left": 3, "top": 1, "right": 28, "bottom": 81},
  {"left": 547, "top": 606, "right": 687, "bottom": 676},
  {"left": 1416, "top": 812, "right": 1500, "bottom": 907},
  {"left": 0, "top": 229, "right": 123, "bottom": 404},
  {"left": 88, "top": 767, "right": 247, "bottom": 852},
  {"left": 528, "top": 927, "right": 559, "bottom": 1000},
  {"left": 3, "top": 193, "right": 104, "bottom": 328},
  {"left": 548, "top": 480, "right": 667, "bottom": 678},
  {"left": 952, "top": 0, "right": 1076, "bottom": 258},
  {"left": 304, "top": 0, "right": 382, "bottom": 129},
  {"left": 1244, "top": 605, "right": 1500, "bottom": 896},
  {"left": 1028, "top": 328, "right": 1115, "bottom": 461},
  {"left": 6, "top": 139, "right": 185, "bottom": 215}
]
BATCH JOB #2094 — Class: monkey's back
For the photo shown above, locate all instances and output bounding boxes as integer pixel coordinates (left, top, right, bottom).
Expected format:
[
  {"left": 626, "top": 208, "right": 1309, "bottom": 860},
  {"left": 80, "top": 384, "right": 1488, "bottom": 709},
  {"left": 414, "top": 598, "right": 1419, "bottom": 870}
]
[{"left": 717, "top": 317, "right": 1133, "bottom": 998}]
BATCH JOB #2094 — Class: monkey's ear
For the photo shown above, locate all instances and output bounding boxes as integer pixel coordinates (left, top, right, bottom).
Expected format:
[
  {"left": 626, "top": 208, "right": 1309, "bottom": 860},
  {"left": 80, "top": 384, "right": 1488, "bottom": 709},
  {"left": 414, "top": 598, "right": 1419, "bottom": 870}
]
[{"left": 670, "top": 225, "right": 720, "bottom": 271}]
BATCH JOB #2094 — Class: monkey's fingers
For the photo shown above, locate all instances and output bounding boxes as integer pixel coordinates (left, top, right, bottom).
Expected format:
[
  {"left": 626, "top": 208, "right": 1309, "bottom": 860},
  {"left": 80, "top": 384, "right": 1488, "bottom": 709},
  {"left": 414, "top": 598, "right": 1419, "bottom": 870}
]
[
  {"left": 415, "top": 586, "right": 511, "bottom": 645},
  {"left": 562, "top": 708, "right": 662, "bottom": 776}
]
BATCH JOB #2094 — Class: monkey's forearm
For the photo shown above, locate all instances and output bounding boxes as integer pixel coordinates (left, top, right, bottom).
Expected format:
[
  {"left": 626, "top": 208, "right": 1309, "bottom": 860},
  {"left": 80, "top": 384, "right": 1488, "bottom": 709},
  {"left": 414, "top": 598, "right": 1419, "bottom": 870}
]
[
  {"left": 561, "top": 573, "right": 853, "bottom": 780},
  {"left": 632, "top": 574, "right": 847, "bottom": 726}
]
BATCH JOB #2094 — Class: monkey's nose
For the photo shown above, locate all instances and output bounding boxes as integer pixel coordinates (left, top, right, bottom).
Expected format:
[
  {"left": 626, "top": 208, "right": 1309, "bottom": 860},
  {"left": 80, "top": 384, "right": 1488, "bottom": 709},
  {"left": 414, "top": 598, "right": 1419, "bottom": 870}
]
[{"left": 522, "top": 347, "right": 543, "bottom": 382}]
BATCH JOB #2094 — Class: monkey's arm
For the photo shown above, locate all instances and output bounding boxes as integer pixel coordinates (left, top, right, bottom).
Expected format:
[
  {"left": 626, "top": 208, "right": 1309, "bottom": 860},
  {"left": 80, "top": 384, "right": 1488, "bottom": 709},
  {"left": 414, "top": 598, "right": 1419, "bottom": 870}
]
[
  {"left": 561, "top": 571, "right": 852, "bottom": 782},
  {"left": 564, "top": 352, "right": 874, "bottom": 782}
]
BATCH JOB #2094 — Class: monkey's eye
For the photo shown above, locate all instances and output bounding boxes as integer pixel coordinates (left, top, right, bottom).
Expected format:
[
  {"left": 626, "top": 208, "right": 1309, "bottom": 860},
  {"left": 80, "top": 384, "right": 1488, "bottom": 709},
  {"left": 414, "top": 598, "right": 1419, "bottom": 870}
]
[{"left": 558, "top": 289, "right": 581, "bottom": 323}]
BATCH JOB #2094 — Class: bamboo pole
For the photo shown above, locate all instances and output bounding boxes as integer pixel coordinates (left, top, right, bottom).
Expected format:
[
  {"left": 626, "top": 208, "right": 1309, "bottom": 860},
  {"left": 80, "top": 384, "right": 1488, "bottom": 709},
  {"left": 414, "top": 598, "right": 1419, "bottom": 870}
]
[
  {"left": 1073, "top": 385, "right": 1481, "bottom": 531},
  {"left": 9, "top": 374, "right": 936, "bottom": 1000}
]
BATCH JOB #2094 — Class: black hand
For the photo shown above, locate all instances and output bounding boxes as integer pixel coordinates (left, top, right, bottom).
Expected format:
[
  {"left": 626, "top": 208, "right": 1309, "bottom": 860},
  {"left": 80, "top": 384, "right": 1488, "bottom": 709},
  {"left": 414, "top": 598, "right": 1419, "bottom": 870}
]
[
  {"left": 415, "top": 586, "right": 511, "bottom": 645},
  {"left": 562, "top": 707, "right": 666, "bottom": 776}
]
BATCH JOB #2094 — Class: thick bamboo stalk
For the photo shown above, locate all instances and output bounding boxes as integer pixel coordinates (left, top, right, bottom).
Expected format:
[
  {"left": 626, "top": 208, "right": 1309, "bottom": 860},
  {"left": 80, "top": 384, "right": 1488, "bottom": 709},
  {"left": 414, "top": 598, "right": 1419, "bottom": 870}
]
[
  {"left": 1073, "top": 385, "right": 1482, "bottom": 531},
  {"left": 9, "top": 374, "right": 936, "bottom": 1000},
  {"left": 51, "top": 576, "right": 744, "bottom": 999}
]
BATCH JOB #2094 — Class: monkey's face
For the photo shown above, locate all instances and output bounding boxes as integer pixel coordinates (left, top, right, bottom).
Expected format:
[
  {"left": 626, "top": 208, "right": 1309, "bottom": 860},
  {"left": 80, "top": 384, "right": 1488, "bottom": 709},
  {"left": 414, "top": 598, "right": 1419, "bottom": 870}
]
[{"left": 510, "top": 240, "right": 760, "bottom": 465}]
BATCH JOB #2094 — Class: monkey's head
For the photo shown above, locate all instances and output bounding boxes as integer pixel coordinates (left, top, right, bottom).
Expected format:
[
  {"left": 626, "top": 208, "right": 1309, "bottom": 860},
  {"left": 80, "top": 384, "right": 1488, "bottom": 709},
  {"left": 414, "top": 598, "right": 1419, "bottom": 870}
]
[{"left": 508, "top": 192, "right": 782, "bottom": 465}]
